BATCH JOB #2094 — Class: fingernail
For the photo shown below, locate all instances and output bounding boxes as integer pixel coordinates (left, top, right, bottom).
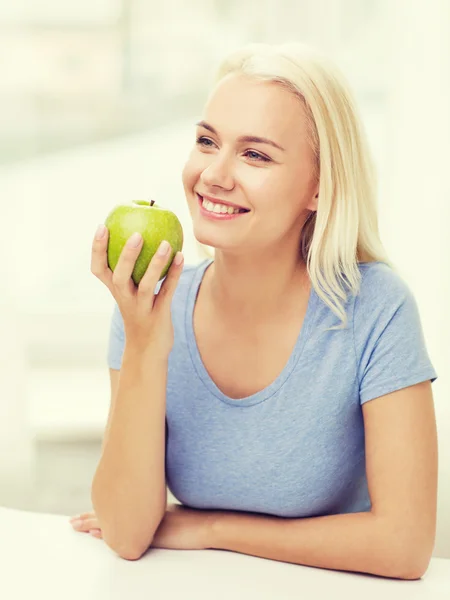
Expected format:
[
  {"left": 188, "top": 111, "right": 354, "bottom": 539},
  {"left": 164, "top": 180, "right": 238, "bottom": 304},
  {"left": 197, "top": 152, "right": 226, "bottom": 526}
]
[
  {"left": 157, "top": 240, "right": 170, "bottom": 255},
  {"left": 95, "top": 224, "right": 106, "bottom": 239},
  {"left": 90, "top": 529, "right": 101, "bottom": 536},
  {"left": 174, "top": 252, "right": 183, "bottom": 265},
  {"left": 128, "top": 232, "right": 142, "bottom": 247},
  {"left": 71, "top": 519, "right": 82, "bottom": 528}
]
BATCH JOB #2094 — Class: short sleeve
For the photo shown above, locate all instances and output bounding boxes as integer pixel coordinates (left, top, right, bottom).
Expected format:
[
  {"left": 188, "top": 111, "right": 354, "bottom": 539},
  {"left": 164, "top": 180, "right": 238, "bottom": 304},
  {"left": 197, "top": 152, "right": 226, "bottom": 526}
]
[
  {"left": 354, "top": 271, "right": 438, "bottom": 405},
  {"left": 107, "top": 302, "right": 125, "bottom": 370}
]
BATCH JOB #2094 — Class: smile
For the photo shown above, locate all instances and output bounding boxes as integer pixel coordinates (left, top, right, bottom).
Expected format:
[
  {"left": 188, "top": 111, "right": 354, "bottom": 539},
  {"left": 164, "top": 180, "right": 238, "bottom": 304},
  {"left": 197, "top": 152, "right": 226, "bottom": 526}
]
[{"left": 197, "top": 194, "right": 250, "bottom": 221}]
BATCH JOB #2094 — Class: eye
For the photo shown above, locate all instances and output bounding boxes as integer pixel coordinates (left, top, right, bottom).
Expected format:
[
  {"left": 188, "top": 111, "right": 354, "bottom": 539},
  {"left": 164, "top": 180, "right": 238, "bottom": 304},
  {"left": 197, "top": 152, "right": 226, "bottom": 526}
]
[
  {"left": 195, "top": 136, "right": 271, "bottom": 163},
  {"left": 245, "top": 150, "right": 270, "bottom": 162},
  {"left": 196, "top": 136, "right": 214, "bottom": 147}
]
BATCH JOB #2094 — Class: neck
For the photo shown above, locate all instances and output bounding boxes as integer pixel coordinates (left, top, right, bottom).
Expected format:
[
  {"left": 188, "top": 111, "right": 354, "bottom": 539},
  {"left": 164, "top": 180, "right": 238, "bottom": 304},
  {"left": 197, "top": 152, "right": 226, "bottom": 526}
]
[{"left": 205, "top": 245, "right": 310, "bottom": 325}]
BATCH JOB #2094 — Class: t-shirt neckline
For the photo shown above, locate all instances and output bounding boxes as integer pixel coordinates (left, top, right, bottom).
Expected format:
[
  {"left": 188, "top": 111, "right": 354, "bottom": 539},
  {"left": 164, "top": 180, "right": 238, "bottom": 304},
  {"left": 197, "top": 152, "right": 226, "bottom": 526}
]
[{"left": 185, "top": 258, "right": 318, "bottom": 407}]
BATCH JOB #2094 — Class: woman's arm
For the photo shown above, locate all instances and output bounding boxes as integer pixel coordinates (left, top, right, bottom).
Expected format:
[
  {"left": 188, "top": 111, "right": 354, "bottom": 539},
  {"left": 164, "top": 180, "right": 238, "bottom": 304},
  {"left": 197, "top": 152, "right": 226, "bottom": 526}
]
[
  {"left": 210, "top": 380, "right": 438, "bottom": 580},
  {"left": 91, "top": 343, "right": 169, "bottom": 560},
  {"left": 100, "top": 368, "right": 120, "bottom": 456}
]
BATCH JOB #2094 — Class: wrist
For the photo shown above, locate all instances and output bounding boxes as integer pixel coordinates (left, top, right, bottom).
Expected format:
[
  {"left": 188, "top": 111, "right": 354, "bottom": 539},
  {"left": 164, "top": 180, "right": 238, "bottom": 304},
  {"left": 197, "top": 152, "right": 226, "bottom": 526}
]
[
  {"left": 206, "top": 511, "right": 224, "bottom": 549},
  {"left": 123, "top": 340, "right": 170, "bottom": 364}
]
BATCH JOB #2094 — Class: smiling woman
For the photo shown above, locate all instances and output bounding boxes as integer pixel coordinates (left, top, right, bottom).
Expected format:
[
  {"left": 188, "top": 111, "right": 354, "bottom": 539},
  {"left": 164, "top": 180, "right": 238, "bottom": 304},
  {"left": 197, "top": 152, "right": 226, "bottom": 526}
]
[
  {"left": 182, "top": 43, "right": 394, "bottom": 330},
  {"left": 83, "top": 41, "right": 438, "bottom": 578}
]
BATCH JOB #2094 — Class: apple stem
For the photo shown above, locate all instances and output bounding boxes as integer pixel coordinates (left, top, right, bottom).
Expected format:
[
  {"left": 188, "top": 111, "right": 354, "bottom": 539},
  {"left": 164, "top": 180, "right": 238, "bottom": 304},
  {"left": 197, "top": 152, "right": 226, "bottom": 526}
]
[{"left": 150, "top": 200, "right": 155, "bottom": 207}]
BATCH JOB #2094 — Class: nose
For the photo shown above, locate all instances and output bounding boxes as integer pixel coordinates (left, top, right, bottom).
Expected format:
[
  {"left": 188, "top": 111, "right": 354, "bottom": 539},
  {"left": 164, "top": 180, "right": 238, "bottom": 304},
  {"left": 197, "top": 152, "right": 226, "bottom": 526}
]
[{"left": 200, "top": 154, "right": 234, "bottom": 191}]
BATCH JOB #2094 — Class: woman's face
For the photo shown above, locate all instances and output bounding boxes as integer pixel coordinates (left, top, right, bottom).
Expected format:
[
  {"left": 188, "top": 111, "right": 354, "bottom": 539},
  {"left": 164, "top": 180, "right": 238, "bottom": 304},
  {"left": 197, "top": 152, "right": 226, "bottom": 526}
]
[{"left": 182, "top": 73, "right": 318, "bottom": 254}]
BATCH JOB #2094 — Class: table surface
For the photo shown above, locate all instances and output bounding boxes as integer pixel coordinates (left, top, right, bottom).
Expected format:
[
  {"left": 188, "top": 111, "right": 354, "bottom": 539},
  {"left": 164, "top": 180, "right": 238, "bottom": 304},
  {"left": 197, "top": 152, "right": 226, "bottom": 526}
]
[{"left": 1, "top": 506, "right": 449, "bottom": 600}]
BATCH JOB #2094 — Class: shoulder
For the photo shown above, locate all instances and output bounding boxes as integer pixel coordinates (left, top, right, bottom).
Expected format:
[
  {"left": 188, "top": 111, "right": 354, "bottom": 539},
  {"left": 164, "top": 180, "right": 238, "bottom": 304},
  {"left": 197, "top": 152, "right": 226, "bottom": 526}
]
[
  {"left": 357, "top": 261, "right": 411, "bottom": 300},
  {"left": 353, "top": 261, "right": 424, "bottom": 350},
  {"left": 355, "top": 261, "right": 415, "bottom": 319},
  {"left": 353, "top": 263, "right": 437, "bottom": 403}
]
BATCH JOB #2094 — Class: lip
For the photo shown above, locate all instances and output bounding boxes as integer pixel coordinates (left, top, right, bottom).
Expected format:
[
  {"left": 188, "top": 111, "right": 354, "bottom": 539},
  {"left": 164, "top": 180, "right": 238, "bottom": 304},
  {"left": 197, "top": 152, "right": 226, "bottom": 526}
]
[
  {"left": 196, "top": 192, "right": 249, "bottom": 211},
  {"left": 197, "top": 193, "right": 249, "bottom": 220}
]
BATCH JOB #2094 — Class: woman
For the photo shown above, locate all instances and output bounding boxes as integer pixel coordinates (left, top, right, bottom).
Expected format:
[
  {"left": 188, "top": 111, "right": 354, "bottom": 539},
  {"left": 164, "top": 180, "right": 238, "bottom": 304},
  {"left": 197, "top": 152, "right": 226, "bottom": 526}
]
[{"left": 70, "top": 42, "right": 438, "bottom": 580}]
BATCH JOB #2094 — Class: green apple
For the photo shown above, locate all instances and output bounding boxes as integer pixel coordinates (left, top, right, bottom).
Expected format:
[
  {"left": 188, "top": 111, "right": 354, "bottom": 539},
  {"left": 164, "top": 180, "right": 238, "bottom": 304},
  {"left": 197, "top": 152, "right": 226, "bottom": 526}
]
[{"left": 104, "top": 199, "right": 184, "bottom": 285}]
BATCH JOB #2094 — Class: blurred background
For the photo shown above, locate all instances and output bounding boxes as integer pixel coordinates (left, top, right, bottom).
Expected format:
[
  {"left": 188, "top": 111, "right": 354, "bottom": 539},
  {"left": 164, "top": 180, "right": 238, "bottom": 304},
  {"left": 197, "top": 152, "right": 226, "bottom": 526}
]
[{"left": 0, "top": 0, "right": 449, "bottom": 557}]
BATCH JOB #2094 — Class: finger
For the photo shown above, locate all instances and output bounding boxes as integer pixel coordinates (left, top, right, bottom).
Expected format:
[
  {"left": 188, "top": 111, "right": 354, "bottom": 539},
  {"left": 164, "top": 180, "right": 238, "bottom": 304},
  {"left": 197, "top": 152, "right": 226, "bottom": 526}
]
[
  {"left": 111, "top": 232, "right": 144, "bottom": 290},
  {"left": 89, "top": 529, "right": 103, "bottom": 538},
  {"left": 136, "top": 240, "right": 174, "bottom": 296},
  {"left": 71, "top": 517, "right": 100, "bottom": 533},
  {"left": 69, "top": 511, "right": 95, "bottom": 523},
  {"left": 90, "top": 225, "right": 114, "bottom": 289},
  {"left": 152, "top": 251, "right": 184, "bottom": 312}
]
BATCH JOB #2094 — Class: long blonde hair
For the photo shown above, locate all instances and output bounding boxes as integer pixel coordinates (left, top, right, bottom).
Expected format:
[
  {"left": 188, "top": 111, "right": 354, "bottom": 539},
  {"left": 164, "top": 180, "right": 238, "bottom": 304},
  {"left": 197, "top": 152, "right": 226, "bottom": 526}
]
[{"left": 197, "top": 41, "right": 394, "bottom": 331}]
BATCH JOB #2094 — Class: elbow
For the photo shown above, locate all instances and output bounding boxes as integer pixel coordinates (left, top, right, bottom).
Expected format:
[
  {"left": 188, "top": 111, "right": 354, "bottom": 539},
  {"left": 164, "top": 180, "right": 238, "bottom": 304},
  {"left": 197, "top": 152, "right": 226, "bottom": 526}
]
[
  {"left": 116, "top": 544, "right": 148, "bottom": 561},
  {"left": 90, "top": 488, "right": 158, "bottom": 561},
  {"left": 91, "top": 504, "right": 157, "bottom": 562},
  {"left": 101, "top": 514, "right": 163, "bottom": 560},
  {"left": 392, "top": 547, "right": 432, "bottom": 581},
  {"left": 105, "top": 531, "right": 156, "bottom": 561},
  {"left": 388, "top": 556, "right": 431, "bottom": 581},
  {"left": 379, "top": 528, "right": 434, "bottom": 580},
  {"left": 103, "top": 521, "right": 158, "bottom": 561}
]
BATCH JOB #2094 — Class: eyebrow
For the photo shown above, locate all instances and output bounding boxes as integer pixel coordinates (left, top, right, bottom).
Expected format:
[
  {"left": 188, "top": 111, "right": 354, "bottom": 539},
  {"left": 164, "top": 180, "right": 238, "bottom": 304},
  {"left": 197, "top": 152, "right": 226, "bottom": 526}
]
[{"left": 195, "top": 120, "right": 286, "bottom": 152}]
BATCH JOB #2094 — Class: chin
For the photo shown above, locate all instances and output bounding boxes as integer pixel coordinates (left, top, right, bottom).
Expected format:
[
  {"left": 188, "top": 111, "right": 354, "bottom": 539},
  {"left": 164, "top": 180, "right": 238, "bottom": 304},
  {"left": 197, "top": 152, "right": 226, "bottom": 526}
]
[
  {"left": 193, "top": 229, "right": 219, "bottom": 251},
  {"left": 190, "top": 202, "right": 246, "bottom": 252},
  {"left": 193, "top": 226, "right": 233, "bottom": 252}
]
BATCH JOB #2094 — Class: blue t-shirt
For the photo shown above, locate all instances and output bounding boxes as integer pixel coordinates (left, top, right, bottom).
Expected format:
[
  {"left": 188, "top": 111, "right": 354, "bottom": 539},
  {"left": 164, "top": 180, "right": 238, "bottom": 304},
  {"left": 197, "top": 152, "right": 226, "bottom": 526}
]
[{"left": 107, "top": 258, "right": 437, "bottom": 518}]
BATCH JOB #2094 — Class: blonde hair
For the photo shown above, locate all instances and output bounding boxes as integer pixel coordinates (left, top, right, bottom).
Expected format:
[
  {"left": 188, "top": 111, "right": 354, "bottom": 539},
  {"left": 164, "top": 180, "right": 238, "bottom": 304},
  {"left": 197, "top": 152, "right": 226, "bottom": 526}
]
[{"left": 197, "top": 41, "right": 395, "bottom": 331}]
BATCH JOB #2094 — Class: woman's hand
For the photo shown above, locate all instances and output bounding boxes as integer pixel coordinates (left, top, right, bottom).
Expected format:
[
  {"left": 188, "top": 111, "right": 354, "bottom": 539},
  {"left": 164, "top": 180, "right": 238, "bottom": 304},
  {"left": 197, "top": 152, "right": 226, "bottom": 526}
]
[
  {"left": 69, "top": 504, "right": 218, "bottom": 549},
  {"left": 90, "top": 225, "right": 184, "bottom": 358},
  {"left": 69, "top": 511, "right": 102, "bottom": 538}
]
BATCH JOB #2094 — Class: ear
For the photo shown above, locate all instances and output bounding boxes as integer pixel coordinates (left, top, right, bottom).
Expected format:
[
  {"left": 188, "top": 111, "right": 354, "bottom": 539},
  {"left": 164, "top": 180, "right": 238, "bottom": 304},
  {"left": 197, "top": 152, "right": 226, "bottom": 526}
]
[{"left": 306, "top": 189, "right": 319, "bottom": 212}]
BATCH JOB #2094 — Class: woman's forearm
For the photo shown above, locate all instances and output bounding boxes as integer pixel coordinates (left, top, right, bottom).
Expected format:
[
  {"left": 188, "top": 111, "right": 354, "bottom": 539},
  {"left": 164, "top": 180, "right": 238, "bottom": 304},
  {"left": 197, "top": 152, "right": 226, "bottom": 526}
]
[
  {"left": 210, "top": 509, "right": 427, "bottom": 580},
  {"left": 91, "top": 343, "right": 168, "bottom": 559}
]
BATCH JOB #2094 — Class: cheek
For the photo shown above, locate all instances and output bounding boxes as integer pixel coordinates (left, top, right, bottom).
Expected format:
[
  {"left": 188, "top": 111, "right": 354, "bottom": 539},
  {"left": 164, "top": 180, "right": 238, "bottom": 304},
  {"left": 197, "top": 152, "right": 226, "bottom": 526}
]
[
  {"left": 182, "top": 152, "right": 205, "bottom": 191},
  {"left": 251, "top": 174, "right": 284, "bottom": 207},
  {"left": 181, "top": 160, "right": 194, "bottom": 191}
]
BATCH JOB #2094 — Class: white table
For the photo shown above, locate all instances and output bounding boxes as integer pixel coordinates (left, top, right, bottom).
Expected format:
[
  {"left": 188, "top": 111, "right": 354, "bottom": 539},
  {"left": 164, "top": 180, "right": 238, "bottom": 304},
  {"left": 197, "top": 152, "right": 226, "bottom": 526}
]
[{"left": 1, "top": 506, "right": 449, "bottom": 600}]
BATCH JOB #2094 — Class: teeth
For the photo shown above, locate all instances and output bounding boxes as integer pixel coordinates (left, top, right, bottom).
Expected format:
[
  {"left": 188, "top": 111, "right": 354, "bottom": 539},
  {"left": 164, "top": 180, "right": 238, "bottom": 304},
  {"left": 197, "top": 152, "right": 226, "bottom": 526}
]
[{"left": 201, "top": 198, "right": 243, "bottom": 214}]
